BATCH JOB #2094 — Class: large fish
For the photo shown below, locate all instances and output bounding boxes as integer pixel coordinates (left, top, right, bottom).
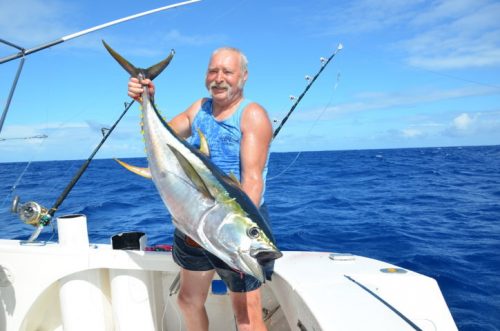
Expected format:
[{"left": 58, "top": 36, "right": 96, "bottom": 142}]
[{"left": 103, "top": 41, "right": 282, "bottom": 282}]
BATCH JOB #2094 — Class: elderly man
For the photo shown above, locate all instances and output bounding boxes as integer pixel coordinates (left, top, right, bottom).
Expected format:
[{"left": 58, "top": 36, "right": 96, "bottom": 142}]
[{"left": 128, "top": 47, "right": 274, "bottom": 331}]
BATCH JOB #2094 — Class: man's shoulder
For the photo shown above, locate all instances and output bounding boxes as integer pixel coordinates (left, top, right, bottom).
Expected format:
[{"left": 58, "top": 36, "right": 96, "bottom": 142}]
[
  {"left": 185, "top": 98, "right": 208, "bottom": 119},
  {"left": 241, "top": 101, "right": 271, "bottom": 133},
  {"left": 242, "top": 101, "right": 267, "bottom": 117},
  {"left": 242, "top": 100, "right": 266, "bottom": 113}
]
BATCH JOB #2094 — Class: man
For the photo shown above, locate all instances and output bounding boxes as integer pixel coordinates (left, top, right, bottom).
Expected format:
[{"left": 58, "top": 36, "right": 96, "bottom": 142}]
[{"left": 128, "top": 47, "right": 273, "bottom": 331}]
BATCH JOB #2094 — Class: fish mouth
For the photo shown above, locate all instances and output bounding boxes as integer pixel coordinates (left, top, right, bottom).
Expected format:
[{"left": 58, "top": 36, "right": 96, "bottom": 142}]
[
  {"left": 242, "top": 249, "right": 282, "bottom": 282},
  {"left": 252, "top": 250, "right": 282, "bottom": 265}
]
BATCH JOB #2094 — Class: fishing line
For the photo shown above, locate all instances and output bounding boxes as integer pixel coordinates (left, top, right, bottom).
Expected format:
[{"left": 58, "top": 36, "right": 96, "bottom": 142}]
[
  {"left": 1, "top": 97, "right": 121, "bottom": 213},
  {"left": 0, "top": 134, "right": 47, "bottom": 141},
  {"left": 344, "top": 275, "right": 423, "bottom": 331},
  {"left": 8, "top": 101, "right": 135, "bottom": 243},
  {"left": 0, "top": 133, "right": 50, "bottom": 210},
  {"left": 268, "top": 71, "right": 342, "bottom": 181},
  {"left": 266, "top": 44, "right": 342, "bottom": 181},
  {"left": 0, "top": 161, "right": 32, "bottom": 210},
  {"left": 47, "top": 101, "right": 135, "bottom": 217},
  {"left": 401, "top": 60, "right": 500, "bottom": 90},
  {"left": 161, "top": 276, "right": 183, "bottom": 331},
  {"left": 363, "top": 49, "right": 500, "bottom": 90}
]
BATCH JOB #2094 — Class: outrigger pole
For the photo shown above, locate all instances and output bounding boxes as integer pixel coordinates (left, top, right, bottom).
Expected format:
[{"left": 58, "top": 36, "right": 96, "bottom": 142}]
[
  {"left": 0, "top": 51, "right": 24, "bottom": 133},
  {"left": 0, "top": 0, "right": 201, "bottom": 134},
  {"left": 272, "top": 43, "right": 343, "bottom": 140}
]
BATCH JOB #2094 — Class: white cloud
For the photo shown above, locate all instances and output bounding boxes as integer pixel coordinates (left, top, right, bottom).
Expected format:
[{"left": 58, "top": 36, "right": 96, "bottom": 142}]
[
  {"left": 292, "top": 85, "right": 499, "bottom": 120},
  {"left": 441, "top": 110, "right": 500, "bottom": 138},
  {"left": 452, "top": 113, "right": 474, "bottom": 130},
  {"left": 313, "top": 0, "right": 500, "bottom": 70},
  {"left": 397, "top": 0, "right": 500, "bottom": 69}
]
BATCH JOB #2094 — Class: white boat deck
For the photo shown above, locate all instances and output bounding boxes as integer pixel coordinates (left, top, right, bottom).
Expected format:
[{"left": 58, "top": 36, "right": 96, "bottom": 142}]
[{"left": 0, "top": 215, "right": 457, "bottom": 330}]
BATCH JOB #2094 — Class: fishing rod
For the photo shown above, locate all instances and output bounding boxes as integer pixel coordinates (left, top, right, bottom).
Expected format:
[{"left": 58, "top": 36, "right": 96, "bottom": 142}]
[
  {"left": 0, "top": 0, "right": 201, "bottom": 134},
  {"left": 11, "top": 101, "right": 135, "bottom": 243},
  {"left": 272, "top": 43, "right": 343, "bottom": 140}
]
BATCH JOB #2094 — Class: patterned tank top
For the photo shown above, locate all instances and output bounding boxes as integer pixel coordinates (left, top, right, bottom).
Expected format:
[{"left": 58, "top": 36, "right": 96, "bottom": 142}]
[{"left": 189, "top": 98, "right": 268, "bottom": 204}]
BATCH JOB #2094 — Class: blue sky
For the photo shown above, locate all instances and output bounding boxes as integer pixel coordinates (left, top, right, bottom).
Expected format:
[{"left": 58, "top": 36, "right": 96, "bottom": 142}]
[{"left": 1, "top": 0, "right": 499, "bottom": 162}]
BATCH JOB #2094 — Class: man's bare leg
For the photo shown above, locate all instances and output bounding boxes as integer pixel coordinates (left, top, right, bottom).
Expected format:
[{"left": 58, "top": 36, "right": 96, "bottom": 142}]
[
  {"left": 177, "top": 268, "right": 215, "bottom": 331},
  {"left": 230, "top": 288, "right": 267, "bottom": 331}
]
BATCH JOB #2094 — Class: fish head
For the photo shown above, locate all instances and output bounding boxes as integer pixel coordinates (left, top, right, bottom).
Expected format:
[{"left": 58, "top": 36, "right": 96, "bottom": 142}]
[{"left": 218, "top": 214, "right": 282, "bottom": 282}]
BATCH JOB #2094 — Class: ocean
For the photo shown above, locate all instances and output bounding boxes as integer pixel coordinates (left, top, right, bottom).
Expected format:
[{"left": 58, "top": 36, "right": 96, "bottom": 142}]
[{"left": 1, "top": 145, "right": 499, "bottom": 330}]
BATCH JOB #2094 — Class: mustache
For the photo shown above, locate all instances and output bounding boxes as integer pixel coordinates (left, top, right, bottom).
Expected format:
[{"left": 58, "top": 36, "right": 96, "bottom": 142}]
[{"left": 209, "top": 81, "right": 230, "bottom": 89}]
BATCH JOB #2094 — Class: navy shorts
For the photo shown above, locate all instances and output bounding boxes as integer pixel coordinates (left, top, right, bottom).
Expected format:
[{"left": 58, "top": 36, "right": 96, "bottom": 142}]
[{"left": 172, "top": 204, "right": 273, "bottom": 292}]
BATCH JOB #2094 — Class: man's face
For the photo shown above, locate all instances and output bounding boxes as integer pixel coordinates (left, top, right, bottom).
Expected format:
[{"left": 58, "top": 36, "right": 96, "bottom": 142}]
[{"left": 205, "top": 49, "right": 247, "bottom": 104}]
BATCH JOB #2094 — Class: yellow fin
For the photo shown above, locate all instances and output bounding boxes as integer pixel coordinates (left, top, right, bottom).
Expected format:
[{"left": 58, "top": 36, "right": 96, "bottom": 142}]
[
  {"left": 114, "top": 158, "right": 152, "bottom": 179},
  {"left": 197, "top": 129, "right": 210, "bottom": 157},
  {"left": 227, "top": 172, "right": 241, "bottom": 187}
]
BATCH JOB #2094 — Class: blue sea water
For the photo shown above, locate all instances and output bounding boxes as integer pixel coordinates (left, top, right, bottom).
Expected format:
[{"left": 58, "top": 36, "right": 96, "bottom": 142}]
[{"left": 1, "top": 145, "right": 499, "bottom": 330}]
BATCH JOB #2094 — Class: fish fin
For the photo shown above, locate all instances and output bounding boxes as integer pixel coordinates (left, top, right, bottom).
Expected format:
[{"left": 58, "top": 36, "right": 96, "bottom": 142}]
[
  {"left": 222, "top": 171, "right": 241, "bottom": 188},
  {"left": 102, "top": 40, "right": 174, "bottom": 80},
  {"left": 197, "top": 129, "right": 210, "bottom": 157},
  {"left": 167, "top": 144, "right": 214, "bottom": 200},
  {"left": 114, "top": 158, "right": 152, "bottom": 179}
]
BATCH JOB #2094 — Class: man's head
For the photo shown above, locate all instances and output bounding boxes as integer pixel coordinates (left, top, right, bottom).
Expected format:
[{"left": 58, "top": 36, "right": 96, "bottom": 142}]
[{"left": 205, "top": 47, "right": 248, "bottom": 104}]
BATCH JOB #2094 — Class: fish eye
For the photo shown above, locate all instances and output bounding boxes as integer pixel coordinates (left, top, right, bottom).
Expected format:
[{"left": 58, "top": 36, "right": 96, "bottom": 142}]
[{"left": 247, "top": 226, "right": 260, "bottom": 239}]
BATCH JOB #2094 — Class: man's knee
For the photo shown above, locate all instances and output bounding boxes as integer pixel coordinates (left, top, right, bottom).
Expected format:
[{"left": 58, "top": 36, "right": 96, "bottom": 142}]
[{"left": 177, "top": 291, "right": 205, "bottom": 312}]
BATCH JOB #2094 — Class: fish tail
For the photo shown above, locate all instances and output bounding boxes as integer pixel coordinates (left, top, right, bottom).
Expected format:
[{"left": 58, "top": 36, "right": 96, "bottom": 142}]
[{"left": 102, "top": 40, "right": 174, "bottom": 80}]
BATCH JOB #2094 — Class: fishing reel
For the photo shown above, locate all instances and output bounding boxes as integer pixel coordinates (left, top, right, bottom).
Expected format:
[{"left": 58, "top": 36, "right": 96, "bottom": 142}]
[
  {"left": 11, "top": 196, "right": 53, "bottom": 243},
  {"left": 11, "top": 196, "right": 52, "bottom": 227}
]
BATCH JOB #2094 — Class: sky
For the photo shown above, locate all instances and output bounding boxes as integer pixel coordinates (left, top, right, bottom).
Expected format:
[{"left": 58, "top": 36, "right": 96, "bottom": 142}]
[{"left": 0, "top": 0, "right": 499, "bottom": 162}]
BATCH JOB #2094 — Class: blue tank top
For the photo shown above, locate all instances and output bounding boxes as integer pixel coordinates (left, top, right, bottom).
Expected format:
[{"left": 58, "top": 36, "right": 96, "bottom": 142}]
[{"left": 189, "top": 98, "right": 268, "bottom": 204}]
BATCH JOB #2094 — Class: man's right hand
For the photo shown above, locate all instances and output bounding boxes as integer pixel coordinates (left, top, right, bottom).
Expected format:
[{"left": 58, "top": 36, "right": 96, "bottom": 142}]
[{"left": 128, "top": 77, "right": 155, "bottom": 100}]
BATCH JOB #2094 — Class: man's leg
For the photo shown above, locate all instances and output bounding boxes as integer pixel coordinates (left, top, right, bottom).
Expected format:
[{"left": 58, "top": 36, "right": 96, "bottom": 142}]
[
  {"left": 177, "top": 268, "right": 216, "bottom": 331},
  {"left": 230, "top": 288, "right": 267, "bottom": 331}
]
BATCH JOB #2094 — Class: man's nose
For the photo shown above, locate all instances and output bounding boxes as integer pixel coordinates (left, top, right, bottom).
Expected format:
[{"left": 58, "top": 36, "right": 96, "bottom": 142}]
[{"left": 215, "top": 71, "right": 224, "bottom": 82}]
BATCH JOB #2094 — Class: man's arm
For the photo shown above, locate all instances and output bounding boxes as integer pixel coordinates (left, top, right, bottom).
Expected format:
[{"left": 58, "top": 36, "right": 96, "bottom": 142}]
[
  {"left": 240, "top": 103, "right": 273, "bottom": 206},
  {"left": 169, "top": 99, "right": 204, "bottom": 139}
]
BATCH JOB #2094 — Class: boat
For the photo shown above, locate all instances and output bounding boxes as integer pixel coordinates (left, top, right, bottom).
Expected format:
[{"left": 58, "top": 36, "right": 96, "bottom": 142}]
[
  {"left": 0, "top": 3, "right": 457, "bottom": 330},
  {"left": 0, "top": 214, "right": 457, "bottom": 331}
]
